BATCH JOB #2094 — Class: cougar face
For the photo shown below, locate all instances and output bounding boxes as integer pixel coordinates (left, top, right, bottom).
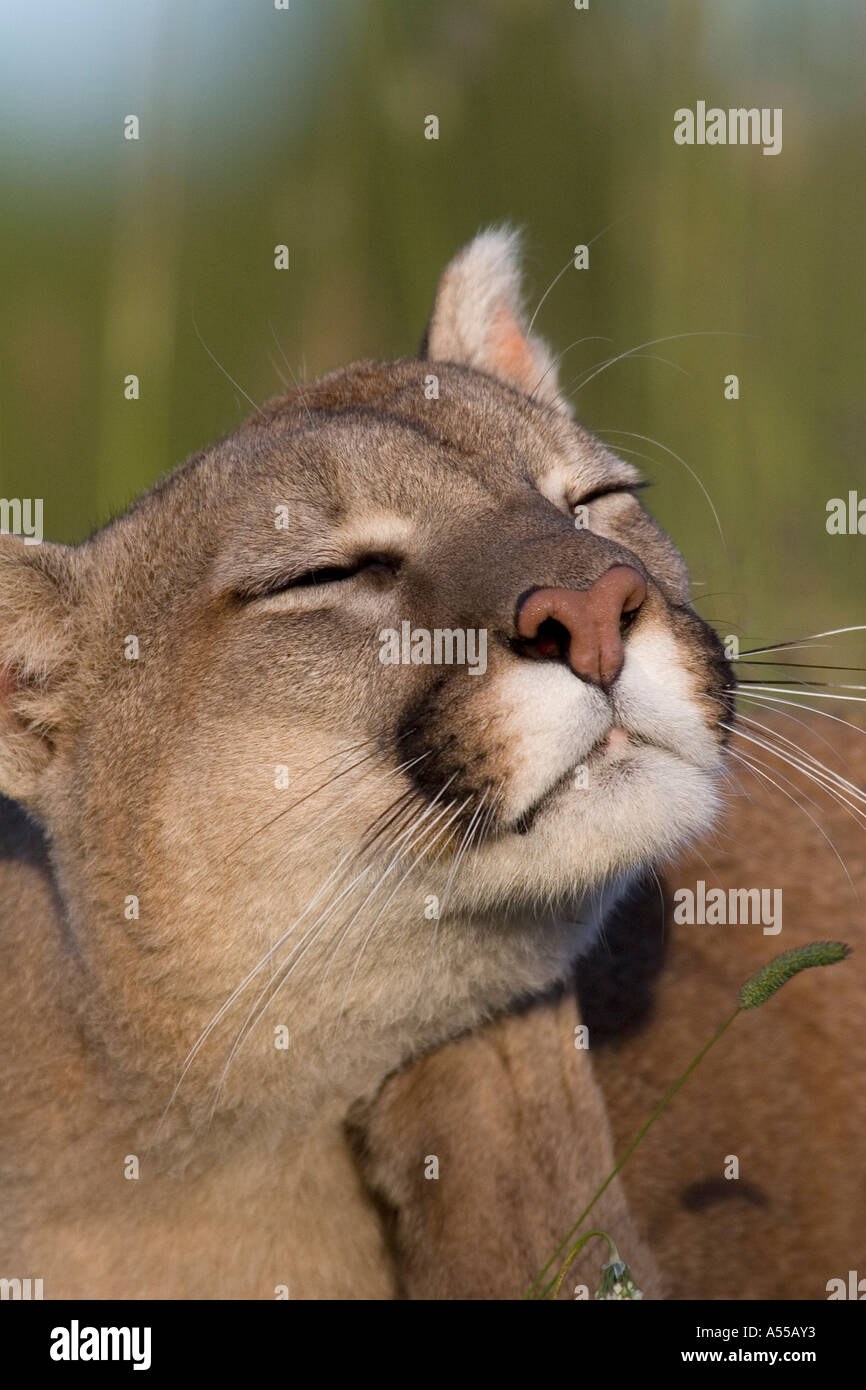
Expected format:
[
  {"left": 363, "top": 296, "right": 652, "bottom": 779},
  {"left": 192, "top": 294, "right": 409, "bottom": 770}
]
[{"left": 0, "top": 230, "right": 733, "bottom": 1131}]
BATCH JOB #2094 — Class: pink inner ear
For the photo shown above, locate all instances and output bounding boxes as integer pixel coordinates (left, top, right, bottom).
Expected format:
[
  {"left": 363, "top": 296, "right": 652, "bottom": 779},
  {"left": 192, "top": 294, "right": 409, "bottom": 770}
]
[{"left": 487, "top": 306, "right": 536, "bottom": 388}]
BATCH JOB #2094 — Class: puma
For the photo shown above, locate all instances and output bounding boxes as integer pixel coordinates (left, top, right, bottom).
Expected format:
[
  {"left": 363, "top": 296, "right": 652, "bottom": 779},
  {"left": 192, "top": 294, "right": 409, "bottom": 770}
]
[{"left": 0, "top": 229, "right": 860, "bottom": 1299}]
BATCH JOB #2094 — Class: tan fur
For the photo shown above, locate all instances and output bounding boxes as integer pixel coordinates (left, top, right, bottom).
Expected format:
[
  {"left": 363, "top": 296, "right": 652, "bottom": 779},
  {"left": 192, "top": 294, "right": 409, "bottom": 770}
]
[
  {"left": 366, "top": 713, "right": 865, "bottom": 1299},
  {"left": 3, "top": 227, "right": 828, "bottom": 1301},
  {"left": 356, "top": 990, "right": 665, "bottom": 1299},
  {"left": 593, "top": 715, "right": 866, "bottom": 1300}
]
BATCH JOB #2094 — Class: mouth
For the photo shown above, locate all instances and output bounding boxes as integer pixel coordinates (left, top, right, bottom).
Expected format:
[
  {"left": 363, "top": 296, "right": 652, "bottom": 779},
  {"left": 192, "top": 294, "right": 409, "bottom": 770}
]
[{"left": 510, "top": 725, "right": 645, "bottom": 836}]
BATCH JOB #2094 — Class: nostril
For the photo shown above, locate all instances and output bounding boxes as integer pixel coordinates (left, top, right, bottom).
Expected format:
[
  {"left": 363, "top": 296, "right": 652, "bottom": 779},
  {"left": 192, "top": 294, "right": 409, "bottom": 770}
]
[
  {"left": 616, "top": 566, "right": 648, "bottom": 620},
  {"left": 513, "top": 616, "right": 570, "bottom": 663},
  {"left": 513, "top": 567, "right": 646, "bottom": 685},
  {"left": 619, "top": 605, "right": 640, "bottom": 635}
]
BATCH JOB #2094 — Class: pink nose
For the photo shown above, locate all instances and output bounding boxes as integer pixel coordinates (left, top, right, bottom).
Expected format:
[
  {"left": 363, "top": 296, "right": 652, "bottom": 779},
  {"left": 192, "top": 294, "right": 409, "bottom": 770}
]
[{"left": 515, "top": 565, "right": 647, "bottom": 687}]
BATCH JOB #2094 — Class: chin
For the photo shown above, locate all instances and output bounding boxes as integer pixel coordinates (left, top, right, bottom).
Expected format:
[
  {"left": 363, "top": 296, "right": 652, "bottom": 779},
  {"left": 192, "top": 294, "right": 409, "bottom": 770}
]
[
  {"left": 458, "top": 744, "right": 724, "bottom": 915},
  {"left": 542, "top": 744, "right": 724, "bottom": 883}
]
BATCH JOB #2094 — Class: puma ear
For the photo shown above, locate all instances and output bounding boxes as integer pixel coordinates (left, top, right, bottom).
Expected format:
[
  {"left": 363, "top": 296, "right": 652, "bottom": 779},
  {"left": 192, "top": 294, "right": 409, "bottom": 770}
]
[
  {"left": 422, "top": 226, "right": 570, "bottom": 413},
  {"left": 0, "top": 537, "right": 83, "bottom": 805}
]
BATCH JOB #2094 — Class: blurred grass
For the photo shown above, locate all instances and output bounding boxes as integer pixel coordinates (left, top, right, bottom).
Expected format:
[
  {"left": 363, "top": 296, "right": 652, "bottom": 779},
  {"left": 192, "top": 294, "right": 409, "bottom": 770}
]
[{"left": 0, "top": 0, "right": 863, "bottom": 650}]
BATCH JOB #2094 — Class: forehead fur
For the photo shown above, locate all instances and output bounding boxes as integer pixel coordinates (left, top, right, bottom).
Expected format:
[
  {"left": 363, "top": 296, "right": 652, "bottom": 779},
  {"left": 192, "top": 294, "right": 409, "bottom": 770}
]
[{"left": 92, "top": 357, "right": 634, "bottom": 573}]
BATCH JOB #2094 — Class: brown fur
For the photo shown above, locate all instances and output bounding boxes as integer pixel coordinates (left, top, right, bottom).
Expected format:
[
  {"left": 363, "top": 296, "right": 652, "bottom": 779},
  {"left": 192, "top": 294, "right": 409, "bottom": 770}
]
[
  {"left": 365, "top": 714, "right": 865, "bottom": 1299},
  {"left": 2, "top": 226, "right": 851, "bottom": 1302},
  {"left": 355, "top": 989, "right": 665, "bottom": 1299},
  {"left": 4, "top": 228, "right": 716, "bottom": 1299},
  {"left": 594, "top": 719, "right": 866, "bottom": 1300}
]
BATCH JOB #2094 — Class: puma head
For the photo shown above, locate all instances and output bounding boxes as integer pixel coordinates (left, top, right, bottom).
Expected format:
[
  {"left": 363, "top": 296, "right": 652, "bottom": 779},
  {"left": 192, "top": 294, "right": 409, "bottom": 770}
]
[{"left": 0, "top": 228, "right": 733, "bottom": 1130}]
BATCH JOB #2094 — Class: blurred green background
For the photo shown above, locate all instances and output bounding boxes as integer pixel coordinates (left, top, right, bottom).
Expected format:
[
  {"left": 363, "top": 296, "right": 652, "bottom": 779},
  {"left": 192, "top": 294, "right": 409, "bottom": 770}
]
[{"left": 0, "top": 0, "right": 863, "bottom": 649}]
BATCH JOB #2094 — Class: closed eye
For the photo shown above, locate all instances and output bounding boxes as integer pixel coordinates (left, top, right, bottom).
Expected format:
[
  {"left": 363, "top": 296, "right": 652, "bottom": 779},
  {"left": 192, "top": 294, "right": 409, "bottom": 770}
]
[
  {"left": 238, "top": 552, "right": 401, "bottom": 602},
  {"left": 575, "top": 481, "right": 651, "bottom": 506}
]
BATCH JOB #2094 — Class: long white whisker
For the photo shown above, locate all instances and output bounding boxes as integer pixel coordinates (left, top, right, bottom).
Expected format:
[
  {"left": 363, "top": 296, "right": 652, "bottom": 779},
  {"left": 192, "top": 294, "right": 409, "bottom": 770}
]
[
  {"left": 191, "top": 308, "right": 265, "bottom": 419},
  {"left": 594, "top": 426, "right": 726, "bottom": 547},
  {"left": 421, "top": 788, "right": 492, "bottom": 985},
  {"left": 210, "top": 785, "right": 463, "bottom": 1110},
  {"left": 529, "top": 336, "right": 611, "bottom": 399},
  {"left": 738, "top": 627, "right": 866, "bottom": 657},
  {"left": 432, "top": 788, "right": 489, "bottom": 932},
  {"left": 158, "top": 750, "right": 433, "bottom": 1131},
  {"left": 738, "top": 686, "right": 866, "bottom": 704},
  {"left": 733, "top": 712, "right": 866, "bottom": 807},
  {"left": 526, "top": 216, "right": 626, "bottom": 335},
  {"left": 146, "top": 846, "right": 359, "bottom": 1155},
  {"left": 203, "top": 754, "right": 435, "bottom": 1031},
  {"left": 315, "top": 781, "right": 461, "bottom": 997},
  {"left": 573, "top": 330, "right": 747, "bottom": 397},
  {"left": 725, "top": 722, "right": 866, "bottom": 826},
  {"left": 220, "top": 744, "right": 387, "bottom": 865},
  {"left": 335, "top": 798, "right": 474, "bottom": 1022},
  {"left": 722, "top": 743, "right": 857, "bottom": 897},
  {"left": 268, "top": 320, "right": 315, "bottom": 426},
  {"left": 266, "top": 753, "right": 433, "bottom": 874},
  {"left": 736, "top": 689, "right": 866, "bottom": 741}
]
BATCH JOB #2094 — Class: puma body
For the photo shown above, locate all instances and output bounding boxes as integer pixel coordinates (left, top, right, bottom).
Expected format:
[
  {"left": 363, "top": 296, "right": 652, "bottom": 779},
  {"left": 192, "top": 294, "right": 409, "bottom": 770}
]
[{"left": 0, "top": 229, "right": 858, "bottom": 1299}]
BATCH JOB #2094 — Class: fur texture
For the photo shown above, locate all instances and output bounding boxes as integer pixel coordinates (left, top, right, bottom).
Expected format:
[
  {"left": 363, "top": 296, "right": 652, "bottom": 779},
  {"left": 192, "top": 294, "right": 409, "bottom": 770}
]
[
  {"left": 365, "top": 716, "right": 865, "bottom": 1300},
  {"left": 0, "top": 229, "right": 743, "bottom": 1298}
]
